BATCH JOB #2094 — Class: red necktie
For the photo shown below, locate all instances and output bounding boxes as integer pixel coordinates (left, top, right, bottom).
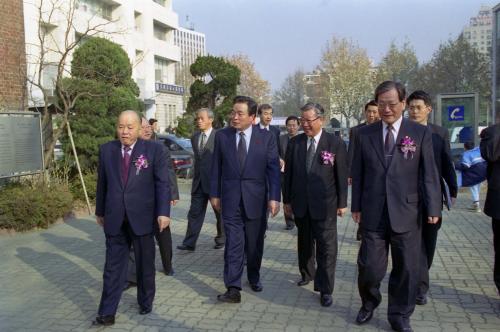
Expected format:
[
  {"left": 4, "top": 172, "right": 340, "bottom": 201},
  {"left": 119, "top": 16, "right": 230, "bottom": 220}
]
[{"left": 122, "top": 146, "right": 131, "bottom": 184}]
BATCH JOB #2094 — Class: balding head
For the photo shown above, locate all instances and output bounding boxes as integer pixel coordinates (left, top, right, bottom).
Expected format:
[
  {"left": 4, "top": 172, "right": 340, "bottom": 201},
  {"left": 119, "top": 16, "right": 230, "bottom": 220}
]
[
  {"left": 141, "top": 117, "right": 153, "bottom": 140},
  {"left": 117, "top": 110, "right": 141, "bottom": 146}
]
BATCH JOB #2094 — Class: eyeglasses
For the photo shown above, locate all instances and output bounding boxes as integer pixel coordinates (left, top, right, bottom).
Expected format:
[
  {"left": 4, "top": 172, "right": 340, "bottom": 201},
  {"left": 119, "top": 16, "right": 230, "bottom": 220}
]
[
  {"left": 299, "top": 117, "right": 320, "bottom": 125},
  {"left": 378, "top": 102, "right": 401, "bottom": 110}
]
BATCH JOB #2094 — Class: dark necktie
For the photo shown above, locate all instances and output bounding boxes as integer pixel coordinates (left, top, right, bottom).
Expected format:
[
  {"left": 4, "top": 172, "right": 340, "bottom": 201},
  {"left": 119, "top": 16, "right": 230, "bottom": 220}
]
[
  {"left": 306, "top": 137, "right": 316, "bottom": 173},
  {"left": 122, "top": 146, "right": 131, "bottom": 184},
  {"left": 199, "top": 133, "right": 206, "bottom": 151},
  {"left": 384, "top": 124, "right": 395, "bottom": 165},
  {"left": 237, "top": 132, "right": 247, "bottom": 172}
]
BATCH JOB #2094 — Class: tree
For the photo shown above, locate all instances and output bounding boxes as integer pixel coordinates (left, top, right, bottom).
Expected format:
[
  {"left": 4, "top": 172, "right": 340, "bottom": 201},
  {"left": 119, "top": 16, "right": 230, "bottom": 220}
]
[
  {"left": 64, "top": 37, "right": 141, "bottom": 172},
  {"left": 25, "top": 0, "right": 119, "bottom": 167},
  {"left": 413, "top": 34, "right": 491, "bottom": 124},
  {"left": 225, "top": 54, "right": 271, "bottom": 103},
  {"left": 376, "top": 40, "right": 419, "bottom": 90},
  {"left": 319, "top": 37, "right": 374, "bottom": 128},
  {"left": 273, "top": 69, "right": 305, "bottom": 117},
  {"left": 177, "top": 55, "right": 240, "bottom": 137}
]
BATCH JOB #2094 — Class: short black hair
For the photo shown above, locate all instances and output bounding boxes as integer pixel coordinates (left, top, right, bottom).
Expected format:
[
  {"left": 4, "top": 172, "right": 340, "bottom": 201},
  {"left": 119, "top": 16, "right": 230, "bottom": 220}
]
[
  {"left": 285, "top": 115, "right": 299, "bottom": 125},
  {"left": 406, "top": 90, "right": 432, "bottom": 107},
  {"left": 300, "top": 102, "right": 325, "bottom": 117},
  {"left": 148, "top": 118, "right": 158, "bottom": 125},
  {"left": 233, "top": 95, "right": 258, "bottom": 117},
  {"left": 464, "top": 141, "right": 475, "bottom": 150},
  {"left": 364, "top": 100, "right": 377, "bottom": 111},
  {"left": 374, "top": 81, "right": 406, "bottom": 102},
  {"left": 257, "top": 103, "right": 273, "bottom": 115}
]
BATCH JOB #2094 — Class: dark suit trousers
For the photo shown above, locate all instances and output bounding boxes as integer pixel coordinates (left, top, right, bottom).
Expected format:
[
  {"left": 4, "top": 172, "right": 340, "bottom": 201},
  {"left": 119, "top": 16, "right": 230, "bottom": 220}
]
[
  {"left": 418, "top": 213, "right": 442, "bottom": 296},
  {"left": 358, "top": 205, "right": 420, "bottom": 323},
  {"left": 99, "top": 220, "right": 155, "bottom": 316},
  {"left": 224, "top": 200, "right": 266, "bottom": 289},
  {"left": 128, "top": 226, "right": 173, "bottom": 283},
  {"left": 183, "top": 186, "right": 224, "bottom": 248},
  {"left": 281, "top": 174, "right": 294, "bottom": 227},
  {"left": 493, "top": 219, "right": 500, "bottom": 293},
  {"left": 295, "top": 209, "right": 338, "bottom": 294}
]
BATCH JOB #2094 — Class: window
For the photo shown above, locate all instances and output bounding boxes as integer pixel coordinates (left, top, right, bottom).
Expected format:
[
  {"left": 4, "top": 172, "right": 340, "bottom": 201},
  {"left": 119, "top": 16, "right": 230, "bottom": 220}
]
[
  {"left": 155, "top": 57, "right": 171, "bottom": 82},
  {"left": 76, "top": 0, "right": 113, "bottom": 20},
  {"left": 42, "top": 63, "right": 58, "bottom": 90},
  {"left": 153, "top": 0, "right": 165, "bottom": 6},
  {"left": 134, "top": 11, "right": 142, "bottom": 31},
  {"left": 154, "top": 23, "right": 168, "bottom": 41}
]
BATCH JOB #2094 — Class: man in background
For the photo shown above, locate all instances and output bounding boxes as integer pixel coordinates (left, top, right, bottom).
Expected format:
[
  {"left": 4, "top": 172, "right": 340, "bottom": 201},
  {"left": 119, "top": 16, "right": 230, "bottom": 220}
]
[
  {"left": 407, "top": 90, "right": 457, "bottom": 305},
  {"left": 280, "top": 115, "right": 300, "bottom": 230}
]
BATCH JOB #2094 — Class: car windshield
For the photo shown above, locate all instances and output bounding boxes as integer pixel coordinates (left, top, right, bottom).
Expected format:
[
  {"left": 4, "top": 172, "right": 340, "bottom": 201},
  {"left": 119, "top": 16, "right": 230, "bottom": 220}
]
[{"left": 177, "top": 139, "right": 192, "bottom": 150}]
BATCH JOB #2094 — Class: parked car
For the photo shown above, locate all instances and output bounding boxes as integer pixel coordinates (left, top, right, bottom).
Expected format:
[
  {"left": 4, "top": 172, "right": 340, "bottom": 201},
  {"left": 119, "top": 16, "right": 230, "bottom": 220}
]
[{"left": 157, "top": 134, "right": 194, "bottom": 178}]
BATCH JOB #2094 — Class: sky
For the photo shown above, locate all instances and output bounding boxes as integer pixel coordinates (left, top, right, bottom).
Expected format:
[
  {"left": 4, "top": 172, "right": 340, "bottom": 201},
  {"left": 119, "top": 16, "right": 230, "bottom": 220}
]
[{"left": 173, "top": 0, "right": 497, "bottom": 91}]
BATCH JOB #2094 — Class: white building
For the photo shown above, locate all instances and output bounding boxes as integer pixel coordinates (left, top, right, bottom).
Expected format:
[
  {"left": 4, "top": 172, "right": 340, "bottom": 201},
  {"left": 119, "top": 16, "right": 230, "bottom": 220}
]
[
  {"left": 463, "top": 5, "right": 492, "bottom": 57},
  {"left": 23, "top": 0, "right": 184, "bottom": 131},
  {"left": 174, "top": 26, "right": 206, "bottom": 72}
]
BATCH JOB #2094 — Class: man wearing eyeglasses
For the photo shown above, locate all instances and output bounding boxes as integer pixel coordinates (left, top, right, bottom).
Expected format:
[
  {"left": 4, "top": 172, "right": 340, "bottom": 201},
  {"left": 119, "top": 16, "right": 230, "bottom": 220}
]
[
  {"left": 283, "top": 103, "right": 348, "bottom": 307},
  {"left": 407, "top": 90, "right": 457, "bottom": 307},
  {"left": 351, "top": 81, "right": 441, "bottom": 332},
  {"left": 210, "top": 96, "right": 281, "bottom": 303}
]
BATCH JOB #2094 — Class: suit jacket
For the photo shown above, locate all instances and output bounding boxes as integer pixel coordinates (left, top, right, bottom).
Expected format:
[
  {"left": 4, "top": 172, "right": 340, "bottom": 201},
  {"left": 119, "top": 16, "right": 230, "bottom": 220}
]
[
  {"left": 283, "top": 131, "right": 348, "bottom": 220},
  {"left": 191, "top": 129, "right": 216, "bottom": 194},
  {"left": 351, "top": 119, "right": 442, "bottom": 233},
  {"left": 153, "top": 135, "right": 179, "bottom": 200},
  {"left": 210, "top": 125, "right": 281, "bottom": 219},
  {"left": 480, "top": 123, "right": 500, "bottom": 219},
  {"left": 347, "top": 122, "right": 367, "bottom": 176},
  {"left": 279, "top": 134, "right": 292, "bottom": 160},
  {"left": 95, "top": 139, "right": 171, "bottom": 236},
  {"left": 427, "top": 123, "right": 458, "bottom": 203},
  {"left": 267, "top": 125, "right": 282, "bottom": 157}
]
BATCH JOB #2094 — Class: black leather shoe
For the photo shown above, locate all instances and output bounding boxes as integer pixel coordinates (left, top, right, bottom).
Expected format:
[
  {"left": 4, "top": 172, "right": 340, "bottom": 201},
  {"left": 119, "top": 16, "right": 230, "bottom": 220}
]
[
  {"left": 139, "top": 307, "right": 152, "bottom": 315},
  {"left": 250, "top": 282, "right": 263, "bottom": 292},
  {"left": 177, "top": 244, "right": 195, "bottom": 251},
  {"left": 217, "top": 288, "right": 241, "bottom": 303},
  {"left": 390, "top": 322, "right": 413, "bottom": 332},
  {"left": 214, "top": 243, "right": 224, "bottom": 249},
  {"left": 356, "top": 307, "right": 373, "bottom": 325},
  {"left": 123, "top": 281, "right": 137, "bottom": 291},
  {"left": 164, "top": 268, "right": 175, "bottom": 276},
  {"left": 297, "top": 279, "right": 310, "bottom": 287},
  {"left": 285, "top": 224, "right": 294, "bottom": 230},
  {"left": 320, "top": 293, "right": 332, "bottom": 307},
  {"left": 415, "top": 294, "right": 427, "bottom": 305},
  {"left": 92, "top": 315, "right": 115, "bottom": 326}
]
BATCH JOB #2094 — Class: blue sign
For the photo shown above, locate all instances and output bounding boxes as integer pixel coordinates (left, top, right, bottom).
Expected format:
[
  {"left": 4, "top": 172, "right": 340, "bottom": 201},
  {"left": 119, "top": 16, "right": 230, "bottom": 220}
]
[{"left": 448, "top": 105, "right": 464, "bottom": 121}]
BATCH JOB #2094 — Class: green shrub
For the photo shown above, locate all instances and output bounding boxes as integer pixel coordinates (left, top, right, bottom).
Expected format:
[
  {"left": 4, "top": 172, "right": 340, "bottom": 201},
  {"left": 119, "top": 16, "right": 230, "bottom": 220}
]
[
  {"left": 0, "top": 182, "right": 73, "bottom": 231},
  {"left": 70, "top": 172, "right": 97, "bottom": 204}
]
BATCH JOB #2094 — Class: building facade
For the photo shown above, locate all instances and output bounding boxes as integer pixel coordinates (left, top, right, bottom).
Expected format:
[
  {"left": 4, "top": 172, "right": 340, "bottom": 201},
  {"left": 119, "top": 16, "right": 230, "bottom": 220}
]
[
  {"left": 0, "top": 0, "right": 27, "bottom": 111},
  {"left": 23, "top": 0, "right": 184, "bottom": 131},
  {"left": 463, "top": 5, "right": 492, "bottom": 58}
]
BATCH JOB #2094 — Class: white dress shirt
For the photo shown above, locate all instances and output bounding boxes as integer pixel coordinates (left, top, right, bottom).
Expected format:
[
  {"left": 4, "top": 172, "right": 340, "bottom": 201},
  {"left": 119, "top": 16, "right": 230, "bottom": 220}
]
[
  {"left": 382, "top": 116, "right": 402, "bottom": 144},
  {"left": 199, "top": 127, "right": 213, "bottom": 148},
  {"left": 236, "top": 125, "right": 252, "bottom": 153},
  {"left": 307, "top": 129, "right": 323, "bottom": 150},
  {"left": 121, "top": 141, "right": 137, "bottom": 157}
]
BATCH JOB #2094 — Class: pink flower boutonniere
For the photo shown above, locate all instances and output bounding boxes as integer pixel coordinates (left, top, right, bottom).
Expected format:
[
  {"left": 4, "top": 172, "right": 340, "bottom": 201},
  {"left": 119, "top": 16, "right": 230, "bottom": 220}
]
[
  {"left": 134, "top": 154, "right": 149, "bottom": 175},
  {"left": 399, "top": 136, "right": 417, "bottom": 160},
  {"left": 320, "top": 150, "right": 335, "bottom": 166}
]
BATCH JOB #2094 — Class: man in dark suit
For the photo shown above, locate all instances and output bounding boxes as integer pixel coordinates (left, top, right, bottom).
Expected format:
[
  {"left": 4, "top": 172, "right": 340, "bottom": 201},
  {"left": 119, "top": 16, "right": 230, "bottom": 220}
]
[
  {"left": 480, "top": 122, "right": 500, "bottom": 294},
  {"left": 210, "top": 96, "right": 281, "bottom": 303},
  {"left": 351, "top": 81, "right": 441, "bottom": 332},
  {"left": 347, "top": 100, "right": 380, "bottom": 240},
  {"left": 125, "top": 117, "right": 179, "bottom": 290},
  {"left": 93, "top": 111, "right": 171, "bottom": 326},
  {"left": 178, "top": 108, "right": 224, "bottom": 251},
  {"left": 407, "top": 90, "right": 458, "bottom": 305},
  {"left": 280, "top": 115, "right": 300, "bottom": 230},
  {"left": 258, "top": 103, "right": 282, "bottom": 155},
  {"left": 283, "top": 103, "right": 348, "bottom": 307}
]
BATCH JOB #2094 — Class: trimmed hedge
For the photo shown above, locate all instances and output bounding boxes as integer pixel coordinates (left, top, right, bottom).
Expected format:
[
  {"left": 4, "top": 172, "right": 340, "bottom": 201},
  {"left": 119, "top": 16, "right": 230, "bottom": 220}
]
[
  {"left": 70, "top": 172, "right": 97, "bottom": 204},
  {"left": 0, "top": 182, "right": 73, "bottom": 231}
]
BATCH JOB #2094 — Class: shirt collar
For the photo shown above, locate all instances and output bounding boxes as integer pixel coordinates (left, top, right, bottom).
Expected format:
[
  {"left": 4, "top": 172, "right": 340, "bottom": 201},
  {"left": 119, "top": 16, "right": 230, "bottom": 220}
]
[
  {"left": 308, "top": 129, "right": 322, "bottom": 143},
  {"left": 238, "top": 125, "right": 253, "bottom": 137},
  {"left": 201, "top": 127, "right": 213, "bottom": 137},
  {"left": 383, "top": 116, "right": 403, "bottom": 132},
  {"left": 259, "top": 123, "right": 269, "bottom": 130},
  {"left": 122, "top": 140, "right": 137, "bottom": 152}
]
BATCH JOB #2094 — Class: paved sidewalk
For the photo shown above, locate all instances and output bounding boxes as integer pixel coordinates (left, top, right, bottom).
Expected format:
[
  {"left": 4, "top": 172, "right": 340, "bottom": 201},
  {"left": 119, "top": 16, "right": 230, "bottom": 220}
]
[{"left": 0, "top": 181, "right": 499, "bottom": 331}]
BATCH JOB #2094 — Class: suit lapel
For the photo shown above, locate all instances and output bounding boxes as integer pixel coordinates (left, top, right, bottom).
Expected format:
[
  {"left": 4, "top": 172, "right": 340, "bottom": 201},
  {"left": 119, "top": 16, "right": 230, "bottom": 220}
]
[
  {"left": 125, "top": 139, "right": 144, "bottom": 189},
  {"left": 297, "top": 134, "right": 307, "bottom": 175},
  {"left": 310, "top": 131, "right": 327, "bottom": 174},
  {"left": 193, "top": 132, "right": 200, "bottom": 157},
  {"left": 113, "top": 141, "right": 124, "bottom": 190},
  {"left": 206, "top": 129, "right": 216, "bottom": 150},
  {"left": 244, "top": 126, "right": 260, "bottom": 172},
  {"left": 226, "top": 127, "right": 240, "bottom": 173},
  {"left": 369, "top": 121, "right": 386, "bottom": 168}
]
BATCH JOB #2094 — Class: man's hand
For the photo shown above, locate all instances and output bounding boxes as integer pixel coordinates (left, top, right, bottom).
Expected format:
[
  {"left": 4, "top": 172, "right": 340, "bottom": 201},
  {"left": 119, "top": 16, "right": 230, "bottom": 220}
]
[
  {"left": 96, "top": 215, "right": 104, "bottom": 227},
  {"left": 269, "top": 200, "right": 280, "bottom": 217},
  {"left": 210, "top": 198, "right": 221, "bottom": 213},
  {"left": 170, "top": 200, "right": 178, "bottom": 206},
  {"left": 279, "top": 158, "right": 285, "bottom": 172},
  {"left": 283, "top": 204, "right": 293, "bottom": 217},
  {"left": 427, "top": 216, "right": 440, "bottom": 224},
  {"left": 337, "top": 207, "right": 347, "bottom": 217},
  {"left": 352, "top": 212, "right": 361, "bottom": 224},
  {"left": 158, "top": 216, "right": 171, "bottom": 232}
]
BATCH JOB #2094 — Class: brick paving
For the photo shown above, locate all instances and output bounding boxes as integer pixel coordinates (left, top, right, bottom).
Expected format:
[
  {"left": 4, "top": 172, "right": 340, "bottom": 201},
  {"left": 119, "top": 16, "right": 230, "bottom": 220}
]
[{"left": 0, "top": 181, "right": 499, "bottom": 331}]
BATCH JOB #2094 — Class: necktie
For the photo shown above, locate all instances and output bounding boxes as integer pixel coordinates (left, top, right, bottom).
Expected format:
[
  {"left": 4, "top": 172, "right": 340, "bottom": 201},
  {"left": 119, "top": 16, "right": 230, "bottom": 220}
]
[
  {"left": 199, "top": 133, "right": 206, "bottom": 151},
  {"left": 306, "top": 137, "right": 316, "bottom": 173},
  {"left": 237, "top": 132, "right": 247, "bottom": 172},
  {"left": 122, "top": 146, "right": 131, "bottom": 184},
  {"left": 384, "top": 124, "right": 395, "bottom": 165}
]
